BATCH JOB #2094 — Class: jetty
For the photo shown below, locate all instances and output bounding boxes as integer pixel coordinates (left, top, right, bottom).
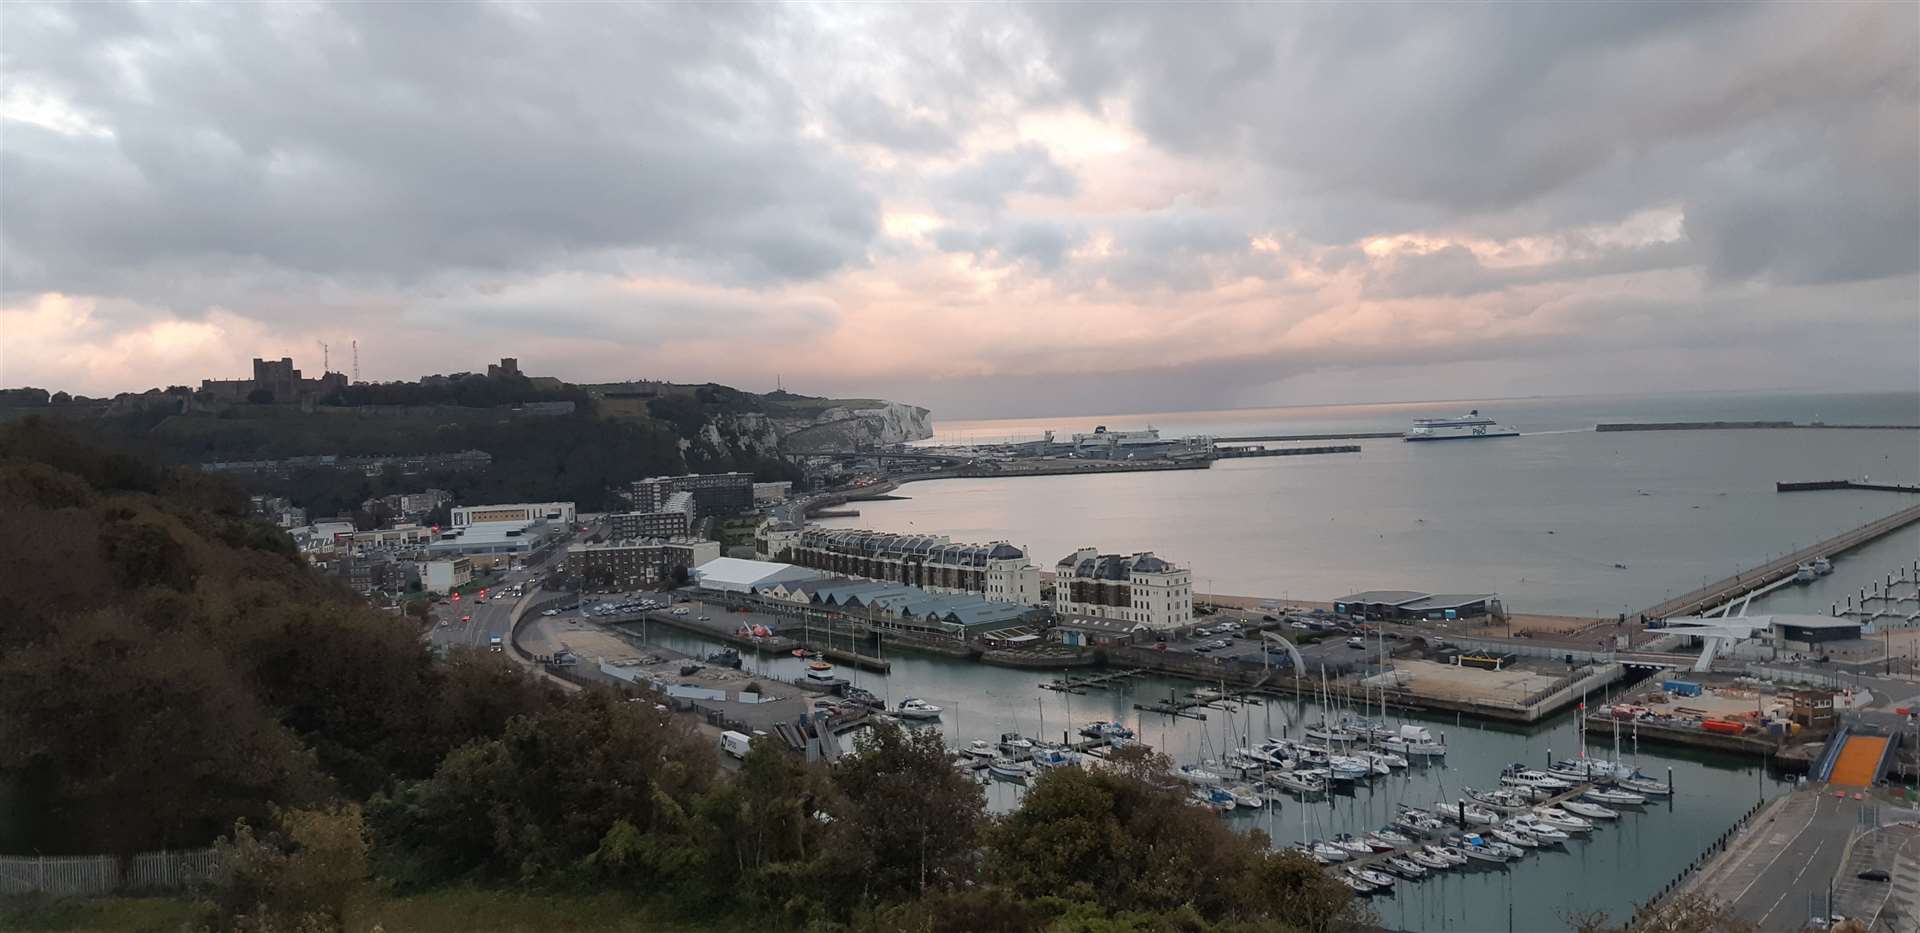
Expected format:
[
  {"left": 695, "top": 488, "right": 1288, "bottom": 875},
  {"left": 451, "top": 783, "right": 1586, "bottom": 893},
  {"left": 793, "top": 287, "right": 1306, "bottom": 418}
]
[
  {"left": 1777, "top": 480, "right": 1920, "bottom": 494},
  {"left": 1042, "top": 668, "right": 1147, "bottom": 693},
  {"left": 1636, "top": 502, "right": 1920, "bottom": 620}
]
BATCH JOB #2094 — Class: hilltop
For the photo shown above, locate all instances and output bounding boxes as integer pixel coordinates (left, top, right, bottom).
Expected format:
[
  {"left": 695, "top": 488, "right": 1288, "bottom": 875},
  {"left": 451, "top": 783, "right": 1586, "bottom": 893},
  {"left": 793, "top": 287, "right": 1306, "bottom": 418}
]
[{"left": 0, "top": 365, "right": 931, "bottom": 512}]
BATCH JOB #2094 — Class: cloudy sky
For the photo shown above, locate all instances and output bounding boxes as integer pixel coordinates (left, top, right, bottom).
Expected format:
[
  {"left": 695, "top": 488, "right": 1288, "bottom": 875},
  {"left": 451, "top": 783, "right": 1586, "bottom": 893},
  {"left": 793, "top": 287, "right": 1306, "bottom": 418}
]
[{"left": 3, "top": 2, "right": 1916, "bottom": 417}]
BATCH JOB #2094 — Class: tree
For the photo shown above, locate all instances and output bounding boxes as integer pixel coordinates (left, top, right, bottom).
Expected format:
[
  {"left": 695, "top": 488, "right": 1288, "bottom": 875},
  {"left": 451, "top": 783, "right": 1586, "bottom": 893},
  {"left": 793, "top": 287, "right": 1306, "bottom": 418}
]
[
  {"left": 368, "top": 690, "right": 716, "bottom": 888},
  {"left": 1568, "top": 895, "right": 1758, "bottom": 933},
  {"left": 829, "top": 720, "right": 986, "bottom": 906},
  {"left": 50, "top": 391, "right": 71, "bottom": 405},
  {"left": 210, "top": 804, "right": 369, "bottom": 933}
]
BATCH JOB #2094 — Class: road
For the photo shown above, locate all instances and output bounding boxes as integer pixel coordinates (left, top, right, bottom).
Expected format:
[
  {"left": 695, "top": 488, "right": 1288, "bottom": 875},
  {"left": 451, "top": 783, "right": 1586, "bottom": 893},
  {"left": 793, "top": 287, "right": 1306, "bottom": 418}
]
[{"left": 424, "top": 537, "right": 573, "bottom": 655}]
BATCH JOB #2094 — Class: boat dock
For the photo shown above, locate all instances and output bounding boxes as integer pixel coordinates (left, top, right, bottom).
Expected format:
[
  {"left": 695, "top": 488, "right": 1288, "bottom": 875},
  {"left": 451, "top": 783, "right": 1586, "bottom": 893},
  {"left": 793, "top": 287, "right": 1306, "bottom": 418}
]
[
  {"left": 1042, "top": 668, "right": 1148, "bottom": 692},
  {"left": 1778, "top": 479, "right": 1920, "bottom": 494},
  {"left": 798, "top": 643, "right": 892, "bottom": 673},
  {"left": 1637, "top": 502, "right": 1920, "bottom": 620},
  {"left": 1832, "top": 561, "right": 1920, "bottom": 627}
]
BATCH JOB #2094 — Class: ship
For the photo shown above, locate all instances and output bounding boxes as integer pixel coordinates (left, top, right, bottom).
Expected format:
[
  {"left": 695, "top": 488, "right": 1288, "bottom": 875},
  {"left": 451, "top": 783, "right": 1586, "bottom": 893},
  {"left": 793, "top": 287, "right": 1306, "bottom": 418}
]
[{"left": 1403, "top": 410, "right": 1520, "bottom": 442}]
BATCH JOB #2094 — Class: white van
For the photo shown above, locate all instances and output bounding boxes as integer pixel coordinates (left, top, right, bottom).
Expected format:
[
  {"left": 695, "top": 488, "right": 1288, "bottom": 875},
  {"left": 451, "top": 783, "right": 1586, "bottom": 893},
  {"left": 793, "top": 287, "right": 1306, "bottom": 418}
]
[{"left": 719, "top": 730, "right": 753, "bottom": 759}]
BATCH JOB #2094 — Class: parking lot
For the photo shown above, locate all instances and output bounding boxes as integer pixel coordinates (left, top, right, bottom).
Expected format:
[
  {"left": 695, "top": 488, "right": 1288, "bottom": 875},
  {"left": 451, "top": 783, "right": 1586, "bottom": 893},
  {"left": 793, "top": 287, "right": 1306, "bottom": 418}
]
[{"left": 1153, "top": 612, "right": 1401, "bottom": 676}]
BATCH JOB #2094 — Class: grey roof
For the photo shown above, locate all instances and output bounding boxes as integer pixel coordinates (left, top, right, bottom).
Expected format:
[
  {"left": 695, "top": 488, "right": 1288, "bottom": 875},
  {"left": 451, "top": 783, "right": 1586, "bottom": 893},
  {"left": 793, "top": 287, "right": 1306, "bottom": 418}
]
[
  {"left": 1402, "top": 593, "right": 1497, "bottom": 611},
  {"left": 1337, "top": 590, "right": 1431, "bottom": 606},
  {"left": 1055, "top": 615, "right": 1147, "bottom": 633}
]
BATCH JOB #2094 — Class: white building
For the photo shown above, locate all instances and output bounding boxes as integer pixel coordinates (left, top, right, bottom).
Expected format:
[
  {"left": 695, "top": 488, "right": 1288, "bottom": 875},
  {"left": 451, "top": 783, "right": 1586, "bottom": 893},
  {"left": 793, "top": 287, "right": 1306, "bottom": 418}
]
[
  {"left": 771, "top": 525, "right": 1043, "bottom": 606},
  {"left": 419, "top": 557, "right": 473, "bottom": 594},
  {"left": 1053, "top": 547, "right": 1193, "bottom": 631},
  {"left": 753, "top": 481, "right": 792, "bottom": 504},
  {"left": 450, "top": 501, "right": 576, "bottom": 528},
  {"left": 691, "top": 557, "right": 822, "bottom": 594}
]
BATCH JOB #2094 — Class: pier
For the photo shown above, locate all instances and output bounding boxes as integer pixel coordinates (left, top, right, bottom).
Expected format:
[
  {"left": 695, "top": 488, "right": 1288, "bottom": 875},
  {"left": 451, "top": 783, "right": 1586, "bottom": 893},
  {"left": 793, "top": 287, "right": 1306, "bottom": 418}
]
[
  {"left": 1211, "top": 444, "right": 1362, "bottom": 459},
  {"left": 1636, "top": 502, "right": 1920, "bottom": 620},
  {"left": 1042, "top": 668, "right": 1148, "bottom": 693}
]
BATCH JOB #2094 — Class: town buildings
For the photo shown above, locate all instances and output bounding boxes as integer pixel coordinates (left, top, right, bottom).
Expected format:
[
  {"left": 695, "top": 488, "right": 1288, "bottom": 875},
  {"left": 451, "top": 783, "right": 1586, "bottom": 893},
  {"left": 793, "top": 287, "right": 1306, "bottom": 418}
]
[
  {"left": 451, "top": 501, "right": 576, "bottom": 527},
  {"left": 1053, "top": 547, "right": 1194, "bottom": 630},
  {"left": 569, "top": 538, "right": 723, "bottom": 590},
  {"left": 608, "top": 491, "right": 695, "bottom": 539},
  {"left": 420, "top": 557, "right": 473, "bottom": 594},
  {"left": 761, "top": 525, "right": 1042, "bottom": 605},
  {"left": 363, "top": 489, "right": 452, "bottom": 522},
  {"left": 628, "top": 472, "right": 754, "bottom": 518}
]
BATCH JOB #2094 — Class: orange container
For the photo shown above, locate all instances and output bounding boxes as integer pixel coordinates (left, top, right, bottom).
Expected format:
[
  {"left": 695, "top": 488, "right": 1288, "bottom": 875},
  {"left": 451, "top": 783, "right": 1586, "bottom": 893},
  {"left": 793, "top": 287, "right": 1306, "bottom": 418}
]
[{"left": 1701, "top": 719, "right": 1746, "bottom": 735}]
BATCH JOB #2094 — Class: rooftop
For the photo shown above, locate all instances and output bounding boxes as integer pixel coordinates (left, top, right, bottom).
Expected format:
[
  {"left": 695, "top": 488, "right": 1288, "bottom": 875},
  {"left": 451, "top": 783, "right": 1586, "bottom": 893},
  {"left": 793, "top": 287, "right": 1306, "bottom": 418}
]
[{"left": 1337, "top": 590, "right": 1431, "bottom": 606}]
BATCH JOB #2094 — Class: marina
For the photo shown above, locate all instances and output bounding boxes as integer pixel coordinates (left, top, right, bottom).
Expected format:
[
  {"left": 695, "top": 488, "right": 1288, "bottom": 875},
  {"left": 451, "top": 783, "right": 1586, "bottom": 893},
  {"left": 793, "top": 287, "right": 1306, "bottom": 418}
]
[{"left": 599, "top": 609, "right": 1797, "bottom": 930}]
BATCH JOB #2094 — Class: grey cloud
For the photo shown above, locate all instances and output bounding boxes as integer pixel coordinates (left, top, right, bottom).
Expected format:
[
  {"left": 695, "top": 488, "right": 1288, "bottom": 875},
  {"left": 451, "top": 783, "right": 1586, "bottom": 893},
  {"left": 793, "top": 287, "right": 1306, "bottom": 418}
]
[
  {"left": 1012, "top": 2, "right": 1917, "bottom": 285},
  {"left": 1363, "top": 240, "right": 1696, "bottom": 299},
  {"left": 938, "top": 143, "right": 1078, "bottom": 208},
  {"left": 933, "top": 220, "right": 1083, "bottom": 271},
  {"left": 829, "top": 90, "right": 957, "bottom": 153},
  {"left": 0, "top": 1, "right": 881, "bottom": 311}
]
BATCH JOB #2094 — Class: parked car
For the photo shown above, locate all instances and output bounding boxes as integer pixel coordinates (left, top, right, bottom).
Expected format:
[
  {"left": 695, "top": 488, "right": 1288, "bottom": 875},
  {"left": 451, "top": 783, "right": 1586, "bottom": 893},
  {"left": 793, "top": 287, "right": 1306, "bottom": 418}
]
[{"left": 1346, "top": 636, "right": 1366, "bottom": 649}]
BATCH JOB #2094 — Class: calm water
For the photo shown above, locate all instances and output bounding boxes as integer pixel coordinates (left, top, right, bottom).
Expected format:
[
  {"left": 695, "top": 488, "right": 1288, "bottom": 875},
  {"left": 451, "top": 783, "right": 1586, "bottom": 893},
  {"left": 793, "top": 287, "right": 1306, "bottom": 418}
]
[
  {"left": 630, "top": 621, "right": 1791, "bottom": 932},
  {"left": 837, "top": 392, "right": 1920, "bottom": 617}
]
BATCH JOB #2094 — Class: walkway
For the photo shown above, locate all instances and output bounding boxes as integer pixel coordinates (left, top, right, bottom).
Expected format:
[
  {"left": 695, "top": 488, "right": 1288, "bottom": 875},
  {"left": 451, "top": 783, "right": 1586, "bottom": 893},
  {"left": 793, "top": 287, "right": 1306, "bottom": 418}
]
[
  {"left": 1830, "top": 736, "right": 1890, "bottom": 788},
  {"left": 1638, "top": 503, "right": 1920, "bottom": 620}
]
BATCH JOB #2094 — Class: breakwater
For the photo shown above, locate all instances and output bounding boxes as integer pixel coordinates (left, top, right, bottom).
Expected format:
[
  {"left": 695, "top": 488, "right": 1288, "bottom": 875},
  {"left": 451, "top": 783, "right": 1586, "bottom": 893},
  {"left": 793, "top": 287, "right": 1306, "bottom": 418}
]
[
  {"left": 1215, "top": 431, "right": 1402, "bottom": 442},
  {"left": 1210, "top": 444, "right": 1361, "bottom": 458},
  {"left": 1636, "top": 503, "right": 1920, "bottom": 620},
  {"left": 1598, "top": 421, "right": 1919, "bottom": 432},
  {"left": 1777, "top": 480, "right": 1920, "bottom": 493}
]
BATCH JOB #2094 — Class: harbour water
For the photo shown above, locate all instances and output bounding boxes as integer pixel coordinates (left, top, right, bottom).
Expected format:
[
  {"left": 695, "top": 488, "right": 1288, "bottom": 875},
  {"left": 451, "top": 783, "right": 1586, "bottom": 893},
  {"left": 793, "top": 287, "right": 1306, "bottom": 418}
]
[
  {"left": 838, "top": 391, "right": 1920, "bottom": 617},
  {"left": 625, "top": 620, "right": 1792, "bottom": 931}
]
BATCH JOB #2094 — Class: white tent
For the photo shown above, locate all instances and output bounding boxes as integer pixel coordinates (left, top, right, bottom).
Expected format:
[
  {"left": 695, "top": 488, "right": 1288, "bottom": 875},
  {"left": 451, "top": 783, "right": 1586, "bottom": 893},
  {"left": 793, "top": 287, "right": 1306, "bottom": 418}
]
[{"left": 691, "top": 557, "right": 821, "bottom": 594}]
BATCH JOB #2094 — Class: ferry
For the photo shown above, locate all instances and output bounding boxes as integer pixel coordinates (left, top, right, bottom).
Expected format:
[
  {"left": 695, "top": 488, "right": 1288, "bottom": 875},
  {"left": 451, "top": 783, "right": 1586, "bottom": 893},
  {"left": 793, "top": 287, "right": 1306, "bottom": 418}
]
[{"left": 1403, "top": 409, "right": 1520, "bottom": 442}]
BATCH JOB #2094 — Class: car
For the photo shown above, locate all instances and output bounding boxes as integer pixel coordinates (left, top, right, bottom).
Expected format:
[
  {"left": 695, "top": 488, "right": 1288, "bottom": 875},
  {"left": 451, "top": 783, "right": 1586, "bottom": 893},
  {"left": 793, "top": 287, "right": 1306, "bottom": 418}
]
[
  {"left": 1262, "top": 614, "right": 1277, "bottom": 622},
  {"left": 1858, "top": 869, "right": 1891, "bottom": 882},
  {"left": 542, "top": 609, "right": 557, "bottom": 616},
  {"left": 1346, "top": 637, "right": 1365, "bottom": 649},
  {"left": 461, "top": 615, "right": 472, "bottom": 623},
  {"left": 1290, "top": 621, "right": 1310, "bottom": 630}
]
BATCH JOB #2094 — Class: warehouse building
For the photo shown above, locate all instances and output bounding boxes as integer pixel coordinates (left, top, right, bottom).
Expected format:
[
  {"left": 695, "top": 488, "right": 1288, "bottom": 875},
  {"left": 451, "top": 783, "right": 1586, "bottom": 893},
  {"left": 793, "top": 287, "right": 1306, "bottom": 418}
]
[
  {"left": 451, "top": 501, "right": 576, "bottom": 528},
  {"left": 1334, "top": 590, "right": 1500, "bottom": 621}
]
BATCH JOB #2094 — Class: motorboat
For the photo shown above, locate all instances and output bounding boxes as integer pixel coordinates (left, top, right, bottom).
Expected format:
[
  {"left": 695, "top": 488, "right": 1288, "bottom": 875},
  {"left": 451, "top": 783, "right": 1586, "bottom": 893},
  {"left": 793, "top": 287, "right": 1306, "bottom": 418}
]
[
  {"left": 1794, "top": 563, "right": 1817, "bottom": 584},
  {"left": 1345, "top": 866, "right": 1397, "bottom": 889},
  {"left": 798, "top": 670, "right": 849, "bottom": 691},
  {"left": 987, "top": 757, "right": 1031, "bottom": 782},
  {"left": 998, "top": 733, "right": 1035, "bottom": 756},
  {"left": 807, "top": 660, "right": 833, "bottom": 672},
  {"left": 1227, "top": 785, "right": 1264, "bottom": 808},
  {"left": 1508, "top": 817, "right": 1569, "bottom": 844},
  {"left": 1456, "top": 835, "right": 1510, "bottom": 863},
  {"left": 1532, "top": 807, "right": 1595, "bottom": 833},
  {"left": 1501, "top": 767, "right": 1573, "bottom": 791},
  {"left": 1312, "top": 841, "right": 1352, "bottom": 862},
  {"left": 1584, "top": 787, "right": 1647, "bottom": 807},
  {"left": 843, "top": 687, "right": 884, "bottom": 709},
  {"left": 1236, "top": 745, "right": 1289, "bottom": 768},
  {"left": 1813, "top": 557, "right": 1833, "bottom": 576},
  {"left": 1341, "top": 875, "right": 1377, "bottom": 895},
  {"left": 1175, "top": 764, "right": 1225, "bottom": 786},
  {"left": 1380, "top": 724, "right": 1448, "bottom": 758},
  {"left": 1270, "top": 770, "right": 1327, "bottom": 796},
  {"left": 1562, "top": 800, "right": 1620, "bottom": 820},
  {"left": 1191, "top": 786, "right": 1235, "bottom": 813},
  {"left": 1289, "top": 842, "right": 1329, "bottom": 864},
  {"left": 1421, "top": 844, "right": 1465, "bottom": 867},
  {"left": 1031, "top": 748, "right": 1079, "bottom": 772},
  {"left": 963, "top": 739, "right": 996, "bottom": 759},
  {"left": 1367, "top": 750, "right": 1410, "bottom": 770},
  {"left": 1078, "top": 720, "right": 1136, "bottom": 742},
  {"left": 895, "top": 697, "right": 943, "bottom": 720},
  {"left": 1408, "top": 849, "right": 1451, "bottom": 871},
  {"left": 1385, "top": 856, "right": 1427, "bottom": 879},
  {"left": 1326, "top": 757, "right": 1373, "bottom": 783},
  {"left": 1489, "top": 826, "right": 1538, "bottom": 849}
]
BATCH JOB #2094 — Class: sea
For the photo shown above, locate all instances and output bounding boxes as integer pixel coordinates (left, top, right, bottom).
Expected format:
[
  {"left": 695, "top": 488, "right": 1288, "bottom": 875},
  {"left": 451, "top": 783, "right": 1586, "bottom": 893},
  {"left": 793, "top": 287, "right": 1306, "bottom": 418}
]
[{"left": 837, "top": 390, "right": 1920, "bottom": 619}]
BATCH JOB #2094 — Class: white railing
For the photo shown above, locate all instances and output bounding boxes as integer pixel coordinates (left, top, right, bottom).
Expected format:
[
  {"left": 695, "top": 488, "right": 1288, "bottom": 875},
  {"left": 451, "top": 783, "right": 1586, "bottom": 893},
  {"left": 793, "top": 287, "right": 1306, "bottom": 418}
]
[{"left": 0, "top": 848, "right": 220, "bottom": 896}]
